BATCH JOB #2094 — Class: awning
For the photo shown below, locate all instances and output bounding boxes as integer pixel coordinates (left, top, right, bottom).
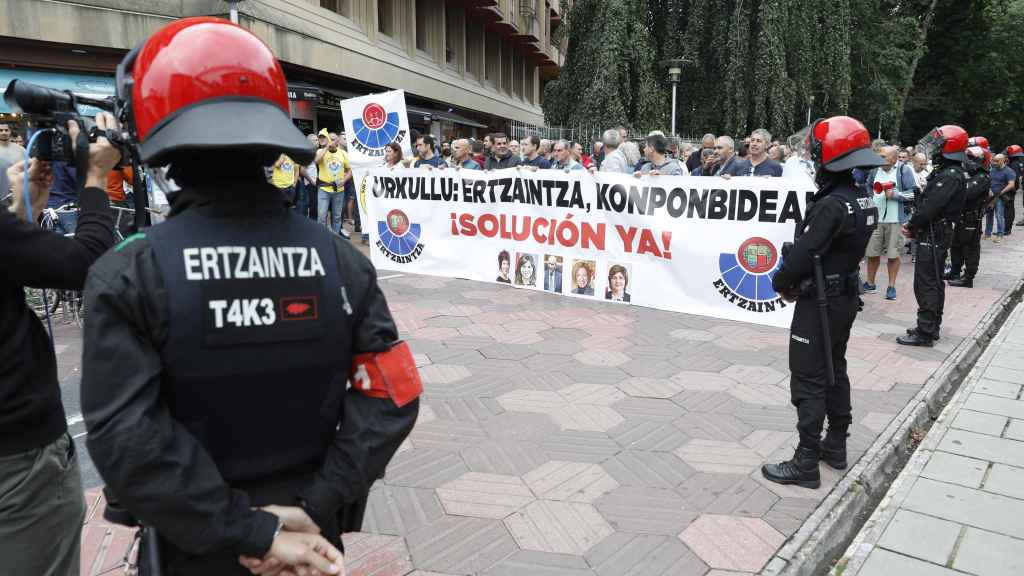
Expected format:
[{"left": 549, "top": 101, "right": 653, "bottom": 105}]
[{"left": 407, "top": 105, "right": 488, "bottom": 129}]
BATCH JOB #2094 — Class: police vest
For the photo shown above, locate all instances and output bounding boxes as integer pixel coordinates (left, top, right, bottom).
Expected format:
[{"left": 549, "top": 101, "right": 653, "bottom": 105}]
[
  {"left": 803, "top": 182, "right": 879, "bottom": 278},
  {"left": 148, "top": 209, "right": 351, "bottom": 483}
]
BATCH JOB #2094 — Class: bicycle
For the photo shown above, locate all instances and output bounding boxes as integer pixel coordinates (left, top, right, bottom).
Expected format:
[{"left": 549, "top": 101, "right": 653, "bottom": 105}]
[{"left": 35, "top": 204, "right": 86, "bottom": 326}]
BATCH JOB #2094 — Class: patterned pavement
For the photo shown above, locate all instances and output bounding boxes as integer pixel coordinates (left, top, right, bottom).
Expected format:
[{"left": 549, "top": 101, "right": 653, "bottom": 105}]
[{"left": 78, "top": 235, "right": 1024, "bottom": 575}]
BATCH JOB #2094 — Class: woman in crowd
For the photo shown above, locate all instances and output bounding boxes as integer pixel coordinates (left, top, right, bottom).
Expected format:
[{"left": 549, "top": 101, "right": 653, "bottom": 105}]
[
  {"left": 515, "top": 253, "right": 537, "bottom": 286},
  {"left": 605, "top": 264, "right": 631, "bottom": 302},
  {"left": 383, "top": 142, "right": 403, "bottom": 169},
  {"left": 496, "top": 250, "right": 512, "bottom": 284},
  {"left": 571, "top": 260, "right": 595, "bottom": 295}
]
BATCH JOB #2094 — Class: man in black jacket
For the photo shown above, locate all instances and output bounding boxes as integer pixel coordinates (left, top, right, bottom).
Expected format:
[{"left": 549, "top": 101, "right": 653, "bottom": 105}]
[
  {"left": 80, "top": 18, "right": 419, "bottom": 576},
  {"left": 0, "top": 115, "right": 119, "bottom": 575},
  {"left": 948, "top": 146, "right": 991, "bottom": 288},
  {"left": 898, "top": 125, "right": 968, "bottom": 347},
  {"left": 485, "top": 132, "right": 522, "bottom": 170}
]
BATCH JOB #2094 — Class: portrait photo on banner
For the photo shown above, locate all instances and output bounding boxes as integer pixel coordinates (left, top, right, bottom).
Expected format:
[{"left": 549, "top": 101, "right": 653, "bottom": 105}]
[
  {"left": 515, "top": 252, "right": 539, "bottom": 287},
  {"left": 542, "top": 255, "right": 563, "bottom": 293},
  {"left": 570, "top": 259, "right": 596, "bottom": 296},
  {"left": 495, "top": 249, "right": 512, "bottom": 284},
  {"left": 605, "top": 262, "right": 632, "bottom": 303}
]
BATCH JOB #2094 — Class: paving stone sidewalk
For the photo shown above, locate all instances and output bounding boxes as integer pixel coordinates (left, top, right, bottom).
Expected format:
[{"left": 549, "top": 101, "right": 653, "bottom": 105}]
[
  {"left": 77, "top": 235, "right": 1024, "bottom": 575},
  {"left": 834, "top": 300, "right": 1024, "bottom": 576}
]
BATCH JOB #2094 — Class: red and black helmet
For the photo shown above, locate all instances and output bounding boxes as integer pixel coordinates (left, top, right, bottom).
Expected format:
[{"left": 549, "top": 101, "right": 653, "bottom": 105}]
[
  {"left": 115, "top": 17, "right": 313, "bottom": 166},
  {"left": 1007, "top": 144, "right": 1024, "bottom": 158},
  {"left": 918, "top": 125, "right": 968, "bottom": 162},
  {"left": 803, "top": 116, "right": 885, "bottom": 173},
  {"left": 968, "top": 136, "right": 989, "bottom": 150},
  {"left": 965, "top": 146, "right": 989, "bottom": 170}
]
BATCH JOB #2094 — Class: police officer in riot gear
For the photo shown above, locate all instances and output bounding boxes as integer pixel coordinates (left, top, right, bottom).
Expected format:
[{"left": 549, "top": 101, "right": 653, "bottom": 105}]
[
  {"left": 947, "top": 142, "right": 991, "bottom": 288},
  {"left": 761, "top": 116, "right": 882, "bottom": 489},
  {"left": 1007, "top": 144, "right": 1024, "bottom": 227},
  {"left": 80, "top": 18, "right": 420, "bottom": 575},
  {"left": 898, "top": 125, "right": 968, "bottom": 347}
]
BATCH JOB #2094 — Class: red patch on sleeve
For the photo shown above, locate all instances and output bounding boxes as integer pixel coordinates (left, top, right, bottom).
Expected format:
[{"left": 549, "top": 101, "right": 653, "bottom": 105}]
[{"left": 351, "top": 341, "right": 422, "bottom": 407}]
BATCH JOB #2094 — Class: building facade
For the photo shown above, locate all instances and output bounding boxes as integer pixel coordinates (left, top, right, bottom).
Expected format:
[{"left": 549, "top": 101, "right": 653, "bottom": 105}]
[{"left": 0, "top": 0, "right": 565, "bottom": 140}]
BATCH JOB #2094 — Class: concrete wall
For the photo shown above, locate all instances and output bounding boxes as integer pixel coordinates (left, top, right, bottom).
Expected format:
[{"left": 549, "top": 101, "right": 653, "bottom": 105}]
[{"left": 0, "top": 0, "right": 547, "bottom": 124}]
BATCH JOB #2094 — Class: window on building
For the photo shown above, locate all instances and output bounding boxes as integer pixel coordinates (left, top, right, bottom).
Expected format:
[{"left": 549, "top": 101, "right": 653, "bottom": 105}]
[
  {"left": 320, "top": 0, "right": 351, "bottom": 18},
  {"left": 415, "top": 0, "right": 431, "bottom": 54},
  {"left": 378, "top": 0, "right": 395, "bottom": 36},
  {"left": 502, "top": 40, "right": 514, "bottom": 95},
  {"left": 525, "top": 61, "right": 536, "bottom": 103},
  {"left": 466, "top": 15, "right": 484, "bottom": 78},
  {"left": 512, "top": 51, "right": 523, "bottom": 99},
  {"left": 445, "top": 6, "right": 460, "bottom": 67},
  {"left": 485, "top": 34, "right": 500, "bottom": 85}
]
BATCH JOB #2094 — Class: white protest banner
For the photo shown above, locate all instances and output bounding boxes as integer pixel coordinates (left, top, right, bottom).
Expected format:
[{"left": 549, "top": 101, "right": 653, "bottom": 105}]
[
  {"left": 362, "top": 168, "right": 814, "bottom": 328},
  {"left": 341, "top": 90, "right": 413, "bottom": 164}
]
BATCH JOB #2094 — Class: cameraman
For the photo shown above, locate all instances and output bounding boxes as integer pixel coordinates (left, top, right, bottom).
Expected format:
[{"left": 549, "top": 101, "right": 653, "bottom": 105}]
[{"left": 0, "top": 114, "right": 119, "bottom": 575}]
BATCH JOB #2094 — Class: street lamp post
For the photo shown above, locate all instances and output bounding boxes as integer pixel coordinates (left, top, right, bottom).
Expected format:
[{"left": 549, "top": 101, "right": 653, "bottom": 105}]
[
  {"left": 806, "top": 94, "right": 815, "bottom": 127},
  {"left": 660, "top": 58, "right": 688, "bottom": 138}
]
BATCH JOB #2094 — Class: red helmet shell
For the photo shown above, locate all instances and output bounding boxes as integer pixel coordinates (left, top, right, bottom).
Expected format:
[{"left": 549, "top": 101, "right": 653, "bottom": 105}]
[
  {"left": 936, "top": 125, "right": 968, "bottom": 160},
  {"left": 968, "top": 136, "right": 989, "bottom": 150},
  {"left": 1007, "top": 144, "right": 1024, "bottom": 158},
  {"left": 131, "top": 17, "right": 290, "bottom": 141},
  {"left": 808, "top": 116, "right": 883, "bottom": 172}
]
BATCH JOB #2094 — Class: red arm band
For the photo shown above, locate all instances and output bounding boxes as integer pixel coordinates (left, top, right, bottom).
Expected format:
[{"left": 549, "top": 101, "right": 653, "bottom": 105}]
[{"left": 351, "top": 341, "right": 422, "bottom": 407}]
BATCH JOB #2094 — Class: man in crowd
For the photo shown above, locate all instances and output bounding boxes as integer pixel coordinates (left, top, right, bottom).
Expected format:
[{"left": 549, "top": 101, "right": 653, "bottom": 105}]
[
  {"left": 270, "top": 153, "right": 299, "bottom": 208},
  {"left": 745, "top": 128, "right": 783, "bottom": 176},
  {"left": 483, "top": 133, "right": 494, "bottom": 161},
  {"left": 552, "top": 140, "right": 584, "bottom": 171},
  {"left": 509, "top": 139, "right": 520, "bottom": 159},
  {"left": 414, "top": 133, "right": 444, "bottom": 168},
  {"left": 316, "top": 129, "right": 352, "bottom": 237},
  {"left": 986, "top": 153, "right": 1017, "bottom": 242},
  {"left": 598, "top": 129, "right": 630, "bottom": 174},
  {"left": 636, "top": 134, "right": 688, "bottom": 176},
  {"left": 714, "top": 135, "right": 749, "bottom": 176},
  {"left": 912, "top": 152, "right": 930, "bottom": 190},
  {"left": 2, "top": 115, "right": 119, "bottom": 576},
  {"left": 539, "top": 139, "right": 554, "bottom": 163},
  {"left": 471, "top": 139, "right": 487, "bottom": 167},
  {"left": 451, "top": 138, "right": 481, "bottom": 169},
  {"left": 485, "top": 133, "right": 521, "bottom": 169},
  {"left": 862, "top": 146, "right": 916, "bottom": 300},
  {"left": 592, "top": 140, "right": 605, "bottom": 169},
  {"left": 0, "top": 122, "right": 26, "bottom": 167},
  {"left": 899, "top": 125, "right": 968, "bottom": 347},
  {"left": 948, "top": 146, "right": 991, "bottom": 288},
  {"left": 572, "top": 141, "right": 592, "bottom": 169},
  {"left": 1001, "top": 147, "right": 1020, "bottom": 234},
  {"left": 521, "top": 135, "right": 551, "bottom": 169}
]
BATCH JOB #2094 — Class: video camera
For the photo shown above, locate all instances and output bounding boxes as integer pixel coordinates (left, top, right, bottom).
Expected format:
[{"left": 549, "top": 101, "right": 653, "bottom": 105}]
[{"left": 3, "top": 79, "right": 125, "bottom": 163}]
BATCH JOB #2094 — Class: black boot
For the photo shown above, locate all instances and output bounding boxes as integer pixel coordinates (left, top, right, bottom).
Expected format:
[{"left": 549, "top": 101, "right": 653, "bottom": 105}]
[
  {"left": 943, "top": 272, "right": 959, "bottom": 281},
  {"left": 948, "top": 277, "right": 973, "bottom": 288},
  {"left": 761, "top": 446, "right": 821, "bottom": 489},
  {"left": 905, "top": 327, "right": 941, "bottom": 340},
  {"left": 821, "top": 429, "right": 849, "bottom": 470},
  {"left": 898, "top": 331, "right": 935, "bottom": 347}
]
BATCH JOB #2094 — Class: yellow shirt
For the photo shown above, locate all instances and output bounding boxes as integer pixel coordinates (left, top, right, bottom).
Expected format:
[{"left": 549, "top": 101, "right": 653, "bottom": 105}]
[
  {"left": 271, "top": 155, "right": 298, "bottom": 189},
  {"left": 317, "top": 148, "right": 350, "bottom": 191}
]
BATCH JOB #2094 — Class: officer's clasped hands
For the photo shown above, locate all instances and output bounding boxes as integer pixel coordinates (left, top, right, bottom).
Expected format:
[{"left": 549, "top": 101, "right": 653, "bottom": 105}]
[{"left": 238, "top": 506, "right": 344, "bottom": 576}]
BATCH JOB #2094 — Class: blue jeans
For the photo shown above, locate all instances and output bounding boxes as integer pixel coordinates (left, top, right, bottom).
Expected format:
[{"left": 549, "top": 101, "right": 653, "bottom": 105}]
[
  {"left": 54, "top": 209, "right": 78, "bottom": 235},
  {"left": 318, "top": 189, "right": 344, "bottom": 234},
  {"left": 985, "top": 197, "right": 1005, "bottom": 236},
  {"left": 294, "top": 181, "right": 310, "bottom": 217}
]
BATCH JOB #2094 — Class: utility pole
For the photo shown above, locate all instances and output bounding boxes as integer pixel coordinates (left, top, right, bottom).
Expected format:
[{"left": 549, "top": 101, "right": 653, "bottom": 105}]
[{"left": 660, "top": 58, "right": 689, "bottom": 139}]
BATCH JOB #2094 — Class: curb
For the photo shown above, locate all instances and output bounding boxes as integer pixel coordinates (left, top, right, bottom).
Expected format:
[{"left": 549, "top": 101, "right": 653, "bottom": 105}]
[{"left": 760, "top": 278, "right": 1024, "bottom": 576}]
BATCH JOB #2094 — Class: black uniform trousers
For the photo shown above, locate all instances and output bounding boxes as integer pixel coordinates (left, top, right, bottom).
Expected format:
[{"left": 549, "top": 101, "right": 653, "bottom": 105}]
[
  {"left": 788, "top": 292, "right": 858, "bottom": 450},
  {"left": 914, "top": 232, "right": 947, "bottom": 339},
  {"left": 1005, "top": 192, "right": 1017, "bottom": 234},
  {"left": 949, "top": 216, "right": 982, "bottom": 280}
]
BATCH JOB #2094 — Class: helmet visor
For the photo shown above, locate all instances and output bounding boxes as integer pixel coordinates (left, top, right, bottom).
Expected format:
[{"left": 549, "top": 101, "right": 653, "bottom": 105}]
[{"left": 917, "top": 129, "right": 944, "bottom": 159}]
